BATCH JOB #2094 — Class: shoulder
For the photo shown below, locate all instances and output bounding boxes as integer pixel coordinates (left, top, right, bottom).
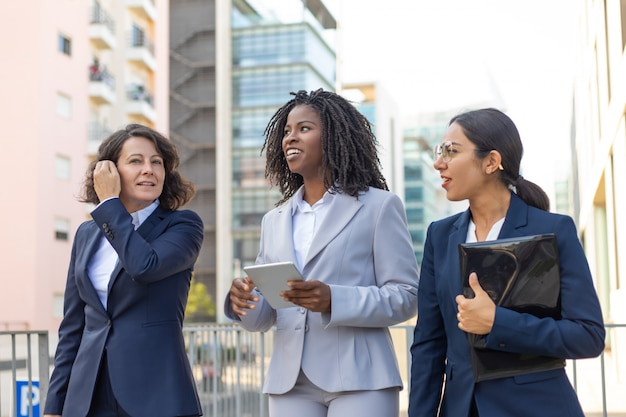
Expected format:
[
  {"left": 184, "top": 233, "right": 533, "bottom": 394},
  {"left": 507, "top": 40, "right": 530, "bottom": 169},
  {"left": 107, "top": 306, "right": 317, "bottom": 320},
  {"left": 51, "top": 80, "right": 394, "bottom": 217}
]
[
  {"left": 171, "top": 208, "right": 202, "bottom": 224},
  {"left": 429, "top": 211, "right": 464, "bottom": 231},
  {"left": 355, "top": 186, "right": 401, "bottom": 205},
  {"left": 524, "top": 203, "right": 576, "bottom": 231}
]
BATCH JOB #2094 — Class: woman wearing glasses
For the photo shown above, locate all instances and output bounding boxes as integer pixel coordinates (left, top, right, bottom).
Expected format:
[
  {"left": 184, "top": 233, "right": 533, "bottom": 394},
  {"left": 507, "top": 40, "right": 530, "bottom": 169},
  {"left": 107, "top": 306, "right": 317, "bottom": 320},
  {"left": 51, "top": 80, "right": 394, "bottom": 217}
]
[{"left": 408, "top": 108, "right": 604, "bottom": 417}]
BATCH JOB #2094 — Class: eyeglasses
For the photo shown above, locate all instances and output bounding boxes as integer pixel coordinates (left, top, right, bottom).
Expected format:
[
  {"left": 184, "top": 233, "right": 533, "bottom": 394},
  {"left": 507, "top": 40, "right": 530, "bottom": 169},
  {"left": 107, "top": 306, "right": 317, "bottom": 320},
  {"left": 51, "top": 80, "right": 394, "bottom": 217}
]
[{"left": 433, "top": 141, "right": 457, "bottom": 163}]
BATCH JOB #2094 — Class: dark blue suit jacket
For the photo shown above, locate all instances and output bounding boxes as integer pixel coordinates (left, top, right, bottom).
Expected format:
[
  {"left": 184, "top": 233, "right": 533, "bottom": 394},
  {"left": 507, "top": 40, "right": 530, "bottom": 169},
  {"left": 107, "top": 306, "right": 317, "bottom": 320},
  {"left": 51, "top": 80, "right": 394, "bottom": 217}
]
[
  {"left": 44, "top": 198, "right": 204, "bottom": 417},
  {"left": 409, "top": 193, "right": 605, "bottom": 417}
]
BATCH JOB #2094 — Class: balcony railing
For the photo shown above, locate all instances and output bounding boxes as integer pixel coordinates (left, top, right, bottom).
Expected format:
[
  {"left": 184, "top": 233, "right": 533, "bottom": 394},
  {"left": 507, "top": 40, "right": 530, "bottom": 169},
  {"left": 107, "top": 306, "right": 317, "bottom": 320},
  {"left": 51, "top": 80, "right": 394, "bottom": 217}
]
[
  {"left": 88, "top": 64, "right": 116, "bottom": 105},
  {"left": 126, "top": 27, "right": 156, "bottom": 71},
  {"left": 89, "top": 4, "right": 116, "bottom": 50},
  {"left": 126, "top": 83, "right": 156, "bottom": 123}
]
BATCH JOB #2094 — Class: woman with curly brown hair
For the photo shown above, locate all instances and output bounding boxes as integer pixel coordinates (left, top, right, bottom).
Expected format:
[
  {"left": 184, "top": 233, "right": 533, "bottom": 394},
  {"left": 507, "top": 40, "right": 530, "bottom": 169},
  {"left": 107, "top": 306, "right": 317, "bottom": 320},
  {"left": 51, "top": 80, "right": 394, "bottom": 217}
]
[{"left": 45, "top": 124, "right": 203, "bottom": 417}]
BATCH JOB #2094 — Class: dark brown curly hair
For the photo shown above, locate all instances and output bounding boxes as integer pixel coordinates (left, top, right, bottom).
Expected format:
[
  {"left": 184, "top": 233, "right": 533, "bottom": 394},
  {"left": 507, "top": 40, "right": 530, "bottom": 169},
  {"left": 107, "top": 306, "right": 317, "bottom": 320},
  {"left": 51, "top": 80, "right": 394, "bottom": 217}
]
[
  {"left": 81, "top": 124, "right": 195, "bottom": 210},
  {"left": 262, "top": 89, "right": 388, "bottom": 205}
]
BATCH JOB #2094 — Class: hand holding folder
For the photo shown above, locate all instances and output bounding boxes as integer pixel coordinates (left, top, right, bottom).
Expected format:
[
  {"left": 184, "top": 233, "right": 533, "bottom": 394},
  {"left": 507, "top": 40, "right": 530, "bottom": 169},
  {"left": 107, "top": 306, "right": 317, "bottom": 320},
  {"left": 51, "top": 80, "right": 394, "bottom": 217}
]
[{"left": 458, "top": 234, "right": 565, "bottom": 381}]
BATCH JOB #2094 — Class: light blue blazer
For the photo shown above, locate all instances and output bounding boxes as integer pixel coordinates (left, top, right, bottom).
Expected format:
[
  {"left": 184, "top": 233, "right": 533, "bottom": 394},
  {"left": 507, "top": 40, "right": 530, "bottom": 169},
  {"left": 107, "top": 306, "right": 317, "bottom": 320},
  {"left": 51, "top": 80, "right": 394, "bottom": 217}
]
[
  {"left": 409, "top": 193, "right": 605, "bottom": 417},
  {"left": 225, "top": 187, "right": 419, "bottom": 394}
]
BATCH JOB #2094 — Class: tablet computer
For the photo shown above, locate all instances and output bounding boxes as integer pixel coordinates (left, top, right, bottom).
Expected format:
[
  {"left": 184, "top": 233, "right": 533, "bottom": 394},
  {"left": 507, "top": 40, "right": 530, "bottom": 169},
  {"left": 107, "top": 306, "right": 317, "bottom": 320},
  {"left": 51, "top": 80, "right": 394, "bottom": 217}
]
[{"left": 243, "top": 261, "right": 304, "bottom": 309}]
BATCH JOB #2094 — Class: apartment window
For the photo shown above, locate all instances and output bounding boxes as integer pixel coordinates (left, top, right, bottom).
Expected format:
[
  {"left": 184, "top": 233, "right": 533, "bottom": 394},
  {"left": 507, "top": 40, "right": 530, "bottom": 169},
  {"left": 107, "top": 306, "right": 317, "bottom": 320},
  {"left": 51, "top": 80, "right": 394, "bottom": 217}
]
[
  {"left": 58, "top": 33, "right": 72, "bottom": 56},
  {"left": 53, "top": 294, "right": 64, "bottom": 318},
  {"left": 55, "top": 218, "right": 70, "bottom": 241},
  {"left": 55, "top": 155, "right": 71, "bottom": 179},
  {"left": 56, "top": 92, "right": 72, "bottom": 118}
]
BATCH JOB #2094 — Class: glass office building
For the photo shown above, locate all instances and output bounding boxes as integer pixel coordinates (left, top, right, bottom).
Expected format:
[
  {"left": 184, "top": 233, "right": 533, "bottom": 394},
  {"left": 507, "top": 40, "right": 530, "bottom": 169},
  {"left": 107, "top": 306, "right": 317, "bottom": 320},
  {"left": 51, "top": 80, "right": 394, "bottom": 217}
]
[{"left": 231, "top": 2, "right": 337, "bottom": 270}]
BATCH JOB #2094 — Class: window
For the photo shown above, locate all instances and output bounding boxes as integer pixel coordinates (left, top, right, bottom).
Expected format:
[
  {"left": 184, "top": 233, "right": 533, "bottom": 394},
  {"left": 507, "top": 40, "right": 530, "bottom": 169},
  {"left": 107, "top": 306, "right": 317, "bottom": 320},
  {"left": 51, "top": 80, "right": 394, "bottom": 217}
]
[
  {"left": 55, "top": 155, "right": 71, "bottom": 179},
  {"left": 53, "top": 294, "right": 64, "bottom": 318},
  {"left": 55, "top": 218, "right": 70, "bottom": 241},
  {"left": 56, "top": 92, "right": 72, "bottom": 118},
  {"left": 58, "top": 33, "right": 72, "bottom": 56}
]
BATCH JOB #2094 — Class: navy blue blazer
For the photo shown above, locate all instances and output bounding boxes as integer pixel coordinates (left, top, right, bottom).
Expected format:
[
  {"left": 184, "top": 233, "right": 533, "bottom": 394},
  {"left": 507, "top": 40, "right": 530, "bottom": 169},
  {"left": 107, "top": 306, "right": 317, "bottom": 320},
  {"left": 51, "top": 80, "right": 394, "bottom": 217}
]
[
  {"left": 409, "top": 193, "right": 605, "bottom": 417},
  {"left": 44, "top": 198, "right": 204, "bottom": 417}
]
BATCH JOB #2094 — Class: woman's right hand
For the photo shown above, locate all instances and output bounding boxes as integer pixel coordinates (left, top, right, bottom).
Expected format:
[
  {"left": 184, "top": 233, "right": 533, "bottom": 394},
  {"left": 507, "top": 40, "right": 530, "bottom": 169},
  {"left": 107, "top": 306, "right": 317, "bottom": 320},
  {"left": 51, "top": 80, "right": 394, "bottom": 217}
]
[
  {"left": 93, "top": 160, "right": 121, "bottom": 201},
  {"left": 229, "top": 277, "right": 259, "bottom": 317}
]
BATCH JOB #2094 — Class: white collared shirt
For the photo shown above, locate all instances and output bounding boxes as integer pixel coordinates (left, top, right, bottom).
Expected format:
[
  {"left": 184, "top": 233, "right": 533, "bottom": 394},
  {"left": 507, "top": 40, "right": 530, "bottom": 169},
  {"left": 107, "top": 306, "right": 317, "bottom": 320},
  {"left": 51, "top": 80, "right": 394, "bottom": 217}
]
[
  {"left": 466, "top": 217, "right": 505, "bottom": 243},
  {"left": 88, "top": 199, "right": 159, "bottom": 309},
  {"left": 291, "top": 187, "right": 334, "bottom": 271}
]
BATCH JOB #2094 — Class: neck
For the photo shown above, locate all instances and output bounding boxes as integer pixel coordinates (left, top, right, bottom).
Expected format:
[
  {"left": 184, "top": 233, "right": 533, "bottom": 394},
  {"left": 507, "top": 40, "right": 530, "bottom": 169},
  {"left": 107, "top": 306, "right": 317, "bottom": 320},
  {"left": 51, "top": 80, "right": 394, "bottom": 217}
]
[
  {"left": 302, "top": 179, "right": 328, "bottom": 205},
  {"left": 469, "top": 188, "right": 511, "bottom": 241}
]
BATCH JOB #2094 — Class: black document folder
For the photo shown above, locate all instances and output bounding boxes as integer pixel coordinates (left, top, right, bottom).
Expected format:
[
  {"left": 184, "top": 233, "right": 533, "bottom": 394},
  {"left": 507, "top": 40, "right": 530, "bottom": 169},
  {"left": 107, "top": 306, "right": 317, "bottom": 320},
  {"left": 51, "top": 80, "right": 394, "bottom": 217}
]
[{"left": 458, "top": 234, "right": 565, "bottom": 381}]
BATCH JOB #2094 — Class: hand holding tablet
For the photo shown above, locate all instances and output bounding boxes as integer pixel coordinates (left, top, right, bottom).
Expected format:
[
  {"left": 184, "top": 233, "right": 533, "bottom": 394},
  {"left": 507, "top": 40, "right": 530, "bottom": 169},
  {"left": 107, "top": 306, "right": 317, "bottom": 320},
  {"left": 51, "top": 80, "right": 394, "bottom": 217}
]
[{"left": 243, "top": 262, "right": 304, "bottom": 309}]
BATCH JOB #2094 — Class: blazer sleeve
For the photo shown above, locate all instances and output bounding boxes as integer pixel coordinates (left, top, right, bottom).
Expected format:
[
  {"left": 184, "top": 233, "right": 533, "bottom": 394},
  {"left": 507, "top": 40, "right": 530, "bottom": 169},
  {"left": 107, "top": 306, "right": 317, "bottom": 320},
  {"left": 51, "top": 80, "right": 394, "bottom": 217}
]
[
  {"left": 223, "top": 212, "right": 277, "bottom": 332},
  {"left": 90, "top": 198, "right": 204, "bottom": 284},
  {"left": 324, "top": 192, "right": 419, "bottom": 328},
  {"left": 44, "top": 227, "right": 86, "bottom": 414},
  {"left": 408, "top": 223, "right": 447, "bottom": 417},
  {"left": 485, "top": 214, "right": 605, "bottom": 359}
]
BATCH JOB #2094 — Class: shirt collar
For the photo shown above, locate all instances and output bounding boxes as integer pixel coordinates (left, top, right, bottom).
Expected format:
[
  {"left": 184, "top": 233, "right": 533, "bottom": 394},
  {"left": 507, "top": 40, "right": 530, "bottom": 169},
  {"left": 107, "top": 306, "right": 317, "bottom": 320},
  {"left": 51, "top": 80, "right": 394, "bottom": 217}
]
[
  {"left": 132, "top": 199, "right": 160, "bottom": 228},
  {"left": 290, "top": 186, "right": 333, "bottom": 215}
]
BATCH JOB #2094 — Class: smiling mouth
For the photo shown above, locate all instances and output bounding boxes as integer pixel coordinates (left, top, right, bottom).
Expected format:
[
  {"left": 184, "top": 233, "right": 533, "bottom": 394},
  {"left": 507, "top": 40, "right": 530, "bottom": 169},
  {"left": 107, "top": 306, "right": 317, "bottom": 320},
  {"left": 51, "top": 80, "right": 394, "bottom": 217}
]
[{"left": 286, "top": 149, "right": 302, "bottom": 157}]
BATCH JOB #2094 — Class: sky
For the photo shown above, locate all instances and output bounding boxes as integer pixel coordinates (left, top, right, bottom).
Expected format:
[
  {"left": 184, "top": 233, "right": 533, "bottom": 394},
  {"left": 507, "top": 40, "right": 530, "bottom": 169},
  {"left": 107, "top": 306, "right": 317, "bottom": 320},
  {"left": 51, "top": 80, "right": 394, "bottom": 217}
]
[{"left": 325, "top": 0, "right": 582, "bottom": 196}]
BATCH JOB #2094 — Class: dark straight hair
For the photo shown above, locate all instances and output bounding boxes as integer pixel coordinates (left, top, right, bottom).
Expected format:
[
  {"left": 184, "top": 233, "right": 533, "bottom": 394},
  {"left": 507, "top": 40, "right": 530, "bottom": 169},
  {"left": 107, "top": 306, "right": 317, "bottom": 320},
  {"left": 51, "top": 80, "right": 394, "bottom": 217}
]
[{"left": 450, "top": 108, "right": 550, "bottom": 211}]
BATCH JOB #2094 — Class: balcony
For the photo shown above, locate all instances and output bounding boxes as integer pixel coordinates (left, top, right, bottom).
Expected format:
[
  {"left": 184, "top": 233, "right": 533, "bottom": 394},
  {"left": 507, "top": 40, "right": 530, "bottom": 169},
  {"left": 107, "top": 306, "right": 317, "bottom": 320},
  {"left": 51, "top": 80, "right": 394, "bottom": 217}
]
[
  {"left": 126, "top": 0, "right": 157, "bottom": 22},
  {"left": 126, "top": 28, "right": 156, "bottom": 71},
  {"left": 126, "top": 83, "right": 156, "bottom": 123},
  {"left": 89, "top": 5, "right": 116, "bottom": 50},
  {"left": 88, "top": 121, "right": 113, "bottom": 155},
  {"left": 88, "top": 64, "right": 116, "bottom": 105}
]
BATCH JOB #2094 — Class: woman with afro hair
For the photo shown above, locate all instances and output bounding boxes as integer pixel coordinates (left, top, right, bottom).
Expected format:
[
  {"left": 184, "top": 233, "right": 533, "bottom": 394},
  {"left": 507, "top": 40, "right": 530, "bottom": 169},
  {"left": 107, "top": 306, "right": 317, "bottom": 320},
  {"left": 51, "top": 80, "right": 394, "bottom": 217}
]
[{"left": 225, "top": 89, "right": 419, "bottom": 417}]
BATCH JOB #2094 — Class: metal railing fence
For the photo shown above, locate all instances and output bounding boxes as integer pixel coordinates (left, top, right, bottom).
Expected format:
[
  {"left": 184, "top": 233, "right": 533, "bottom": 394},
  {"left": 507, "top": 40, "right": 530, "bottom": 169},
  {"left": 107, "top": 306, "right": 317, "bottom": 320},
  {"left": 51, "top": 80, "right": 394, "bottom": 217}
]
[
  {"left": 1, "top": 324, "right": 624, "bottom": 417},
  {"left": 0, "top": 331, "right": 49, "bottom": 417}
]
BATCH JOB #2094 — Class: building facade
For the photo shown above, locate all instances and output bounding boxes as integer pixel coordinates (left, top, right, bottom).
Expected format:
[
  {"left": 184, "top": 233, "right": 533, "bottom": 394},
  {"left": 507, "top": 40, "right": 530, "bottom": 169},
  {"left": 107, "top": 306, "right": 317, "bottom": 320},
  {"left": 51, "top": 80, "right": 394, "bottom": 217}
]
[
  {"left": 571, "top": 0, "right": 626, "bottom": 360},
  {"left": 0, "top": 0, "right": 169, "bottom": 333},
  {"left": 170, "top": 0, "right": 337, "bottom": 321}
]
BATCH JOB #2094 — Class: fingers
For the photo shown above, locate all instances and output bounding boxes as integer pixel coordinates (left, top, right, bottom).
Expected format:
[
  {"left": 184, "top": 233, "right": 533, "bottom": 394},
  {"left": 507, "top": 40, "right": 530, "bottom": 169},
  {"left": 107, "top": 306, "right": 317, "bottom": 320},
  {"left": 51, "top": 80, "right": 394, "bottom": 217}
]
[
  {"left": 229, "top": 278, "right": 258, "bottom": 316},
  {"left": 281, "top": 280, "right": 331, "bottom": 313},
  {"left": 93, "top": 160, "right": 121, "bottom": 201}
]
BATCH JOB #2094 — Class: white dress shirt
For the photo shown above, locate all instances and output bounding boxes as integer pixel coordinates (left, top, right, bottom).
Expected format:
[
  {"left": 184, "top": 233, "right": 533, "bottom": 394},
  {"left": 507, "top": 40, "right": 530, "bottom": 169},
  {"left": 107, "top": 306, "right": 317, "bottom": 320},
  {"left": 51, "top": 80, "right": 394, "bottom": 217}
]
[
  {"left": 87, "top": 199, "right": 159, "bottom": 309},
  {"left": 290, "top": 187, "right": 334, "bottom": 271},
  {"left": 466, "top": 217, "right": 505, "bottom": 243}
]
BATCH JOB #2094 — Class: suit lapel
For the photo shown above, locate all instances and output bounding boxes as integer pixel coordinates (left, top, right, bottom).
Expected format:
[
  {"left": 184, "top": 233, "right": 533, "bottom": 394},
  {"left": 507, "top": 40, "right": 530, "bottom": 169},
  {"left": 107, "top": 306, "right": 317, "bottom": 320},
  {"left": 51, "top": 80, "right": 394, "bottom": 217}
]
[
  {"left": 304, "top": 192, "right": 362, "bottom": 268},
  {"left": 270, "top": 203, "right": 299, "bottom": 265},
  {"left": 498, "top": 193, "right": 529, "bottom": 238},
  {"left": 76, "top": 222, "right": 108, "bottom": 313},
  {"left": 107, "top": 206, "right": 170, "bottom": 292},
  {"left": 448, "top": 209, "right": 471, "bottom": 302}
]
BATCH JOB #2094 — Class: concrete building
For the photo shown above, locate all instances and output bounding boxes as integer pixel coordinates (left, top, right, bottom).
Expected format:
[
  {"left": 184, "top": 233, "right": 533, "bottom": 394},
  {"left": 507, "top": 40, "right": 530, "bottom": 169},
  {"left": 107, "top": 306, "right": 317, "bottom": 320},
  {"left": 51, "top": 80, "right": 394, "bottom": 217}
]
[
  {"left": 571, "top": 0, "right": 626, "bottom": 387},
  {"left": 0, "top": 0, "right": 169, "bottom": 333},
  {"left": 170, "top": 0, "right": 337, "bottom": 322},
  {"left": 342, "top": 82, "right": 405, "bottom": 198}
]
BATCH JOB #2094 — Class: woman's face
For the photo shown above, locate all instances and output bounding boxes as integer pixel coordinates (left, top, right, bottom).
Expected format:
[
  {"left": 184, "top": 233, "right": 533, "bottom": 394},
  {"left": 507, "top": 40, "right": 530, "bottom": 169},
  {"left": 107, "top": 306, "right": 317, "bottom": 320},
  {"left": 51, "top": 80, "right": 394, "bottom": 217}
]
[
  {"left": 117, "top": 136, "right": 165, "bottom": 213},
  {"left": 434, "top": 122, "right": 487, "bottom": 202},
  {"left": 282, "top": 104, "right": 324, "bottom": 182}
]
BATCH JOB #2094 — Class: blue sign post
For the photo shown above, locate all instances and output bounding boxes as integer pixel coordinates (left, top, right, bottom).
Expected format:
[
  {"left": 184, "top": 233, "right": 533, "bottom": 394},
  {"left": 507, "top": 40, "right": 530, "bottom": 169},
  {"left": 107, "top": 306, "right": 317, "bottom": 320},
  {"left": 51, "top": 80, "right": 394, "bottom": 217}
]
[{"left": 15, "top": 380, "right": 40, "bottom": 417}]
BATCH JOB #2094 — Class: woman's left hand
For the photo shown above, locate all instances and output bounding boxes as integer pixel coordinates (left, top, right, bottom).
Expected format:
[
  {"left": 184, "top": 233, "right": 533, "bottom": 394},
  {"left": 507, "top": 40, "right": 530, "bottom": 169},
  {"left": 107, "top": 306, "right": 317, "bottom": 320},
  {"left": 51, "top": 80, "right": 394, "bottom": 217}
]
[
  {"left": 280, "top": 280, "right": 331, "bottom": 313},
  {"left": 455, "top": 273, "right": 496, "bottom": 334}
]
